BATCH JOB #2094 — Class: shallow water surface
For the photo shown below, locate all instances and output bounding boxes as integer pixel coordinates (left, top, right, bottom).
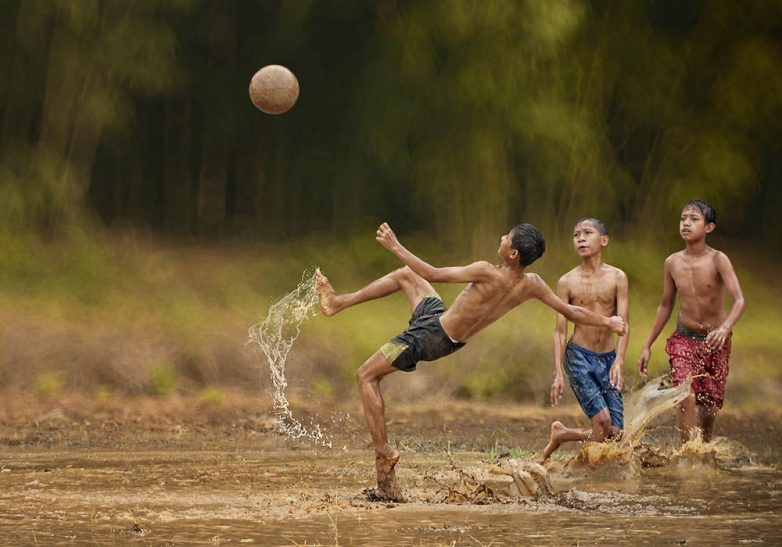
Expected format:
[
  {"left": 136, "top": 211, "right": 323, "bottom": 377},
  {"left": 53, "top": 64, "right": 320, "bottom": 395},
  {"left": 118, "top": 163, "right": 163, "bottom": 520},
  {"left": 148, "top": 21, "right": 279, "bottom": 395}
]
[{"left": 1, "top": 444, "right": 779, "bottom": 546}]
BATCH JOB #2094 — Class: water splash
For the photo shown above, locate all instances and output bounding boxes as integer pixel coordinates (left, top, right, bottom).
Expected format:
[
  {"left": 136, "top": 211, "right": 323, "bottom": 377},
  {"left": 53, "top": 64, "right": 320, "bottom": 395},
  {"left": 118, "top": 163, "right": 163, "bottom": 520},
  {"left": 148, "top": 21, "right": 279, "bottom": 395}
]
[
  {"left": 246, "top": 268, "right": 332, "bottom": 448},
  {"left": 621, "top": 375, "right": 692, "bottom": 447},
  {"left": 672, "top": 432, "right": 755, "bottom": 469},
  {"left": 563, "top": 376, "right": 692, "bottom": 473}
]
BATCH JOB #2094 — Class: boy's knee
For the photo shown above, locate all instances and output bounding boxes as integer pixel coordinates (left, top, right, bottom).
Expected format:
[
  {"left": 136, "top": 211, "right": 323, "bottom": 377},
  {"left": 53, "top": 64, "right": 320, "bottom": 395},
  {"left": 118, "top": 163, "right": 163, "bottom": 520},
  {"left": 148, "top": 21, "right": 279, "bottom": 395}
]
[
  {"left": 394, "top": 266, "right": 415, "bottom": 281},
  {"left": 594, "top": 413, "right": 612, "bottom": 435},
  {"left": 356, "top": 359, "right": 382, "bottom": 386},
  {"left": 356, "top": 364, "right": 370, "bottom": 386}
]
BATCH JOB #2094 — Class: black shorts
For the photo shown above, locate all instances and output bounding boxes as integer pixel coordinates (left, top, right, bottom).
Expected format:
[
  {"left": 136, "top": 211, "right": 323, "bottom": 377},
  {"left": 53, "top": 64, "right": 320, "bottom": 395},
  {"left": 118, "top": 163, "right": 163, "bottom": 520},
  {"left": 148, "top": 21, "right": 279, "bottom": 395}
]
[{"left": 380, "top": 296, "right": 466, "bottom": 372}]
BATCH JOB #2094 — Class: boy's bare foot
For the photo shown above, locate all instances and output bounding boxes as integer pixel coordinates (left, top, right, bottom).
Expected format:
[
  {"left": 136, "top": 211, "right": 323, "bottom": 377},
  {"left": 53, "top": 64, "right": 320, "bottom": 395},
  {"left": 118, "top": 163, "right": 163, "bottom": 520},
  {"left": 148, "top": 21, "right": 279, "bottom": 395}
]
[
  {"left": 363, "top": 445, "right": 404, "bottom": 502},
  {"left": 541, "top": 421, "right": 566, "bottom": 462},
  {"left": 375, "top": 445, "right": 400, "bottom": 483},
  {"left": 315, "top": 268, "right": 340, "bottom": 316},
  {"left": 364, "top": 481, "right": 405, "bottom": 503}
]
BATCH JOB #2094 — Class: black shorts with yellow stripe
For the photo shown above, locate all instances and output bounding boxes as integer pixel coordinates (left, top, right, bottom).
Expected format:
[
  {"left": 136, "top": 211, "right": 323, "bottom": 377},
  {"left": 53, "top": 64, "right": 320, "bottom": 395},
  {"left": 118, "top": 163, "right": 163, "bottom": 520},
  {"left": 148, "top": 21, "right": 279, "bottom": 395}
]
[{"left": 380, "top": 295, "right": 466, "bottom": 372}]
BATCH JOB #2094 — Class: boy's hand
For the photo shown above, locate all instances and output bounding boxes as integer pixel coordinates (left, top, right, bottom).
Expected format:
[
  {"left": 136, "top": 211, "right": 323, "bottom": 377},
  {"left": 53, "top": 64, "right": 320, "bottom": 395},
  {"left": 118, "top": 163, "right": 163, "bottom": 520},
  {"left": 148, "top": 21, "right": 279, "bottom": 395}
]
[
  {"left": 706, "top": 324, "right": 730, "bottom": 350},
  {"left": 610, "top": 361, "right": 624, "bottom": 390},
  {"left": 608, "top": 315, "right": 626, "bottom": 336},
  {"left": 549, "top": 372, "right": 564, "bottom": 406},
  {"left": 637, "top": 347, "right": 650, "bottom": 379},
  {"left": 375, "top": 222, "right": 400, "bottom": 251}
]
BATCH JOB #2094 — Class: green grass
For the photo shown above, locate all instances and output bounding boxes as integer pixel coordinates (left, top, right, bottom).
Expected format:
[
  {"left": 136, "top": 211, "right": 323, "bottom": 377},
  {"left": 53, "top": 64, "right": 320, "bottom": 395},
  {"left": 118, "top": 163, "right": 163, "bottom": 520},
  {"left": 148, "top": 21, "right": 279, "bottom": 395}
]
[{"left": 0, "top": 229, "right": 777, "bottom": 406}]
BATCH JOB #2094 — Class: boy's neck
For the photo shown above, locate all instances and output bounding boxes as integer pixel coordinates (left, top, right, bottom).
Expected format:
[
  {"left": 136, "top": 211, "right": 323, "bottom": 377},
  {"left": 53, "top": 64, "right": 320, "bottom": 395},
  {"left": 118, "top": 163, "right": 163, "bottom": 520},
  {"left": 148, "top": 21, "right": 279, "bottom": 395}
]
[
  {"left": 683, "top": 239, "right": 709, "bottom": 256},
  {"left": 579, "top": 254, "right": 603, "bottom": 272},
  {"left": 500, "top": 259, "right": 526, "bottom": 275}
]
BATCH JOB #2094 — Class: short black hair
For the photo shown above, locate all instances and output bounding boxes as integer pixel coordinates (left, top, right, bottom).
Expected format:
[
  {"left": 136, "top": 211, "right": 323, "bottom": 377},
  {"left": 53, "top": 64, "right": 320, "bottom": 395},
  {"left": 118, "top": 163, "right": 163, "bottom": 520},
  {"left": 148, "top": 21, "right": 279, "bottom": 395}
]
[
  {"left": 511, "top": 223, "right": 546, "bottom": 266},
  {"left": 684, "top": 200, "right": 717, "bottom": 225},
  {"left": 574, "top": 217, "right": 608, "bottom": 236}
]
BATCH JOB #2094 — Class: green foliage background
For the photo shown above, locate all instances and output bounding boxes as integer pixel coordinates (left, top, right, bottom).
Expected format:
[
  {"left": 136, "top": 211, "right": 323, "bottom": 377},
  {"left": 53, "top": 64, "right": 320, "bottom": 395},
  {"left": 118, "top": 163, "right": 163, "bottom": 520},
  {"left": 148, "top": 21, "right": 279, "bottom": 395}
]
[{"left": 0, "top": 0, "right": 779, "bottom": 404}]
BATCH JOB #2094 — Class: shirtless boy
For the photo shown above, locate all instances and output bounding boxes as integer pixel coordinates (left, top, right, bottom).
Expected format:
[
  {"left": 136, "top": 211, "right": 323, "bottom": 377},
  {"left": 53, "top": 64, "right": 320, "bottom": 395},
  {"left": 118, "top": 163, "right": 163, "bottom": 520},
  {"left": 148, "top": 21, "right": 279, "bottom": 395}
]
[
  {"left": 637, "top": 200, "right": 745, "bottom": 443},
  {"left": 316, "top": 222, "right": 626, "bottom": 501},
  {"left": 541, "top": 218, "right": 629, "bottom": 461}
]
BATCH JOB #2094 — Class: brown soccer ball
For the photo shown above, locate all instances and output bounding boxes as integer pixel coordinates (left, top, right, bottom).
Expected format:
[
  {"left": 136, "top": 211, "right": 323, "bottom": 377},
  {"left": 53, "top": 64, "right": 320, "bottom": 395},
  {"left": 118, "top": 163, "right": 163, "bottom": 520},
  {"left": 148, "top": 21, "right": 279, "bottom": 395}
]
[{"left": 248, "top": 65, "right": 300, "bottom": 115}]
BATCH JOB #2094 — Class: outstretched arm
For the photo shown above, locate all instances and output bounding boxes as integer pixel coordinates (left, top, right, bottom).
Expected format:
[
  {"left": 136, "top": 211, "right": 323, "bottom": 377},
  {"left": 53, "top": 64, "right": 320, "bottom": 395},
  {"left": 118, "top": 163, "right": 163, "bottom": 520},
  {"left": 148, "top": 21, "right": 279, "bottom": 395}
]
[
  {"left": 375, "top": 222, "right": 494, "bottom": 284},
  {"left": 550, "top": 278, "right": 569, "bottom": 406},
  {"left": 637, "top": 258, "right": 676, "bottom": 379},
  {"left": 532, "top": 274, "right": 626, "bottom": 335},
  {"left": 706, "top": 252, "right": 746, "bottom": 349}
]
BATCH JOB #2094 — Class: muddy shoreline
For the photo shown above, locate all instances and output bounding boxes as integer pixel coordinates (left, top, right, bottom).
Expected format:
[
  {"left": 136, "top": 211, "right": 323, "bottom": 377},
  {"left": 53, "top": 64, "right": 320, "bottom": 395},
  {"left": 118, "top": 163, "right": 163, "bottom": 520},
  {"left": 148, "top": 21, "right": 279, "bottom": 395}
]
[{"left": 1, "top": 392, "right": 781, "bottom": 545}]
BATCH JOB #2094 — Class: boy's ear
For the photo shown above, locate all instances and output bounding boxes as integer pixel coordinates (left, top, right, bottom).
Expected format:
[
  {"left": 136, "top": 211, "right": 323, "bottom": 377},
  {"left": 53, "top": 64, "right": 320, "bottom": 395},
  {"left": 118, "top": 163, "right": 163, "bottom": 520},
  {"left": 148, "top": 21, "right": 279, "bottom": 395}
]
[
  {"left": 706, "top": 222, "right": 715, "bottom": 234},
  {"left": 601, "top": 235, "right": 609, "bottom": 247},
  {"left": 509, "top": 248, "right": 519, "bottom": 260}
]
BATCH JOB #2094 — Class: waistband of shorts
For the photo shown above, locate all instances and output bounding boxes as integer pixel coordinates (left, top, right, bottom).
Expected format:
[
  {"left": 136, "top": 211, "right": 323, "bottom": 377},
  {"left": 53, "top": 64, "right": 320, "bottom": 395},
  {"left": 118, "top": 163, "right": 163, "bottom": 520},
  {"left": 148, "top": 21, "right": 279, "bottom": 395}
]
[
  {"left": 675, "top": 323, "right": 708, "bottom": 341},
  {"left": 414, "top": 294, "right": 443, "bottom": 308},
  {"left": 566, "top": 339, "right": 616, "bottom": 358}
]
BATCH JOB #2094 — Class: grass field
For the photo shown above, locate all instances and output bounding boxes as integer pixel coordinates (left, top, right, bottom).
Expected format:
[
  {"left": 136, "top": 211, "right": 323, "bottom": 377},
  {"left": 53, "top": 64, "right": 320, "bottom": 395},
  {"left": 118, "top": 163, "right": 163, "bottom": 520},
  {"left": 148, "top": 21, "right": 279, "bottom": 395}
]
[{"left": 0, "top": 229, "right": 778, "bottom": 408}]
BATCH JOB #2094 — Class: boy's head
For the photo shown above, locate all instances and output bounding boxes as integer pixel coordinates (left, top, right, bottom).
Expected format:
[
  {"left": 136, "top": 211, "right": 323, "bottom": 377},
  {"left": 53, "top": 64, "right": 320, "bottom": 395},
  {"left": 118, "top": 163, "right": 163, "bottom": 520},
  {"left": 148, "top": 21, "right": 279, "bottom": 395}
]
[
  {"left": 511, "top": 223, "right": 546, "bottom": 266},
  {"left": 680, "top": 200, "right": 716, "bottom": 241},
  {"left": 572, "top": 218, "right": 609, "bottom": 257},
  {"left": 683, "top": 200, "right": 717, "bottom": 225},
  {"left": 574, "top": 217, "right": 607, "bottom": 236}
]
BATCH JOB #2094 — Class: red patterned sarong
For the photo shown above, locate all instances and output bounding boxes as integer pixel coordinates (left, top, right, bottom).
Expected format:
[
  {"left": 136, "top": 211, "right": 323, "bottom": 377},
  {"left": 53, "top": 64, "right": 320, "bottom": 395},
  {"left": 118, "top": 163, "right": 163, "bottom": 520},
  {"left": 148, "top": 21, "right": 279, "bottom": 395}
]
[{"left": 665, "top": 328, "right": 731, "bottom": 409}]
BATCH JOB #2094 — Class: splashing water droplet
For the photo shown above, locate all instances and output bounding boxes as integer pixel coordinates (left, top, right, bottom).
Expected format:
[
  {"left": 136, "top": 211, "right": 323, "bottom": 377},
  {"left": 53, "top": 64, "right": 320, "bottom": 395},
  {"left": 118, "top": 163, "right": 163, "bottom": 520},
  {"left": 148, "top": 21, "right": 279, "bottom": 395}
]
[
  {"left": 246, "top": 268, "right": 332, "bottom": 448},
  {"left": 622, "top": 375, "right": 692, "bottom": 447}
]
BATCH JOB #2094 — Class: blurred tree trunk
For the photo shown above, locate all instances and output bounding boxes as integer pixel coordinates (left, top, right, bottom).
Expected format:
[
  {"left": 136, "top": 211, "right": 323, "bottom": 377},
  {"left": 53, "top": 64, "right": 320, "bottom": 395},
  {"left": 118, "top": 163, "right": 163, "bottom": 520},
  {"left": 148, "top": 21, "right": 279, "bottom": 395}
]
[{"left": 162, "top": 99, "right": 193, "bottom": 234}]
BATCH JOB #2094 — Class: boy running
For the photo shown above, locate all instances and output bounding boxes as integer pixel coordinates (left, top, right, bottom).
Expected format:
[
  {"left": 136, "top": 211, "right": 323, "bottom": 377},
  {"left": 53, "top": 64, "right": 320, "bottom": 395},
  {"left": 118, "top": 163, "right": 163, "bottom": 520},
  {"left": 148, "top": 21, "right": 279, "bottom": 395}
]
[
  {"left": 637, "top": 200, "right": 745, "bottom": 443},
  {"left": 316, "top": 222, "right": 626, "bottom": 501},
  {"left": 541, "top": 218, "right": 629, "bottom": 461}
]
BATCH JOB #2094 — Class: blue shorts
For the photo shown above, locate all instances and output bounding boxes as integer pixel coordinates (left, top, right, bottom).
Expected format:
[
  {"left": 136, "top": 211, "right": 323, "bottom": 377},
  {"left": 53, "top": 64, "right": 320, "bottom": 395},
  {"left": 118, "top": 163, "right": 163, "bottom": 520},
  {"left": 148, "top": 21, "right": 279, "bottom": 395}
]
[
  {"left": 563, "top": 340, "right": 623, "bottom": 429},
  {"left": 379, "top": 296, "right": 465, "bottom": 372}
]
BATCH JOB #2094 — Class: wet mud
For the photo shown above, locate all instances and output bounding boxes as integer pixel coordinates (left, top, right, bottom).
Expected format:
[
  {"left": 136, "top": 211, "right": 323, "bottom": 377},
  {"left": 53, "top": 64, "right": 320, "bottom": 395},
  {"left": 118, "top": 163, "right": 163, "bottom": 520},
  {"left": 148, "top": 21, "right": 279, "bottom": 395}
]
[{"left": 1, "top": 392, "right": 780, "bottom": 545}]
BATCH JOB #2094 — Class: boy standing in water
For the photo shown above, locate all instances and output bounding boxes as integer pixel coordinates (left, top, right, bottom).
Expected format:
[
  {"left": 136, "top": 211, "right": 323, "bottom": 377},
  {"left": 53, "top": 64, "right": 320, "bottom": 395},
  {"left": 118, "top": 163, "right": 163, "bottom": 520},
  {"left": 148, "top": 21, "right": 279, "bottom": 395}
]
[
  {"left": 637, "top": 200, "right": 745, "bottom": 443},
  {"left": 541, "top": 218, "right": 629, "bottom": 461},
  {"left": 317, "top": 222, "right": 626, "bottom": 501}
]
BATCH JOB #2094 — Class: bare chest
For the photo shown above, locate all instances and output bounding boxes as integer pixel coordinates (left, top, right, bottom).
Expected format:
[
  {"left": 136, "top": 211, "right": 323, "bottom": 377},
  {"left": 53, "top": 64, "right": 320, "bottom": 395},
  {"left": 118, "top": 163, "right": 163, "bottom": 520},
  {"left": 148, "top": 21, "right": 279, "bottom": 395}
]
[
  {"left": 671, "top": 260, "right": 722, "bottom": 296},
  {"left": 568, "top": 277, "right": 616, "bottom": 308}
]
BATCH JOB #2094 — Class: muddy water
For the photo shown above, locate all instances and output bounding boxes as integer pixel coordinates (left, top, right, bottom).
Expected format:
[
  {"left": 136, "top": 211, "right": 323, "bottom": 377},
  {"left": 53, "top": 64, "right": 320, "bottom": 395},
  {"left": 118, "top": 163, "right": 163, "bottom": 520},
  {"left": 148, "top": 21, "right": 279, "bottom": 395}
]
[{"left": 1, "top": 440, "right": 780, "bottom": 546}]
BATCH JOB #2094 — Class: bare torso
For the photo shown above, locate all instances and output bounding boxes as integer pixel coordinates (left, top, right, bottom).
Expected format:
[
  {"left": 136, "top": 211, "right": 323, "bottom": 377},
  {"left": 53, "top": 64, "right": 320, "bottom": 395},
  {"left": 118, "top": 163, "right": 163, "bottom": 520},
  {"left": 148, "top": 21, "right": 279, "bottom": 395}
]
[
  {"left": 669, "top": 248, "right": 727, "bottom": 333},
  {"left": 439, "top": 266, "right": 537, "bottom": 342},
  {"left": 562, "top": 264, "right": 622, "bottom": 353}
]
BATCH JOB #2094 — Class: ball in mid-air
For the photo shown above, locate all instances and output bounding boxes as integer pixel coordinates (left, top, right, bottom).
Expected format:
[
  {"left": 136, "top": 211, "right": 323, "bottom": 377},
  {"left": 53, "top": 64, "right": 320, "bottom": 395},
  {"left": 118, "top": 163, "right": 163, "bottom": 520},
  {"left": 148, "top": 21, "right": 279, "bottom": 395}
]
[{"left": 249, "top": 65, "right": 300, "bottom": 115}]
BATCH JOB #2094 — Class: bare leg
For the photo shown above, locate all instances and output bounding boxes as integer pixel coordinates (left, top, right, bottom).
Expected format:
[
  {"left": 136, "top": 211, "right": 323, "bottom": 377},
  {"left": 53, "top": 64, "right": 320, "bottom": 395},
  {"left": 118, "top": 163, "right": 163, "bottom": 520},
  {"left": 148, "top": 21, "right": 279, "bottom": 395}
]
[
  {"left": 316, "top": 267, "right": 435, "bottom": 316},
  {"left": 321, "top": 266, "right": 437, "bottom": 500},
  {"left": 357, "top": 351, "right": 404, "bottom": 500},
  {"left": 541, "top": 408, "right": 612, "bottom": 462},
  {"left": 541, "top": 422, "right": 591, "bottom": 461},
  {"left": 589, "top": 409, "right": 613, "bottom": 443},
  {"left": 678, "top": 393, "right": 697, "bottom": 443},
  {"left": 698, "top": 405, "right": 718, "bottom": 443}
]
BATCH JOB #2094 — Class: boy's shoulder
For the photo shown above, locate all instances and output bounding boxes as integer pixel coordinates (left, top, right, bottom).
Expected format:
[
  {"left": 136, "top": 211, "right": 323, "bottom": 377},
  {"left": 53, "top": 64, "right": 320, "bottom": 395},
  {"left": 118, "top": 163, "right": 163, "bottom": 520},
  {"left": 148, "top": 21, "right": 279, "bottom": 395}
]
[
  {"left": 664, "top": 250, "right": 687, "bottom": 266},
  {"left": 666, "top": 247, "right": 728, "bottom": 264},
  {"left": 602, "top": 262, "right": 627, "bottom": 277},
  {"left": 557, "top": 265, "right": 582, "bottom": 284}
]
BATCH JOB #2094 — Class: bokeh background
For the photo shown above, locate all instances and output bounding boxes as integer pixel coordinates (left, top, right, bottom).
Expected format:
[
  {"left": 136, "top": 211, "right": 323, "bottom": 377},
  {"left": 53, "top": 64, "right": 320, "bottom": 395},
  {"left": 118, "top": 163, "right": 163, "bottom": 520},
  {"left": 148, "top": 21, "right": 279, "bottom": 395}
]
[{"left": 1, "top": 0, "right": 779, "bottom": 407}]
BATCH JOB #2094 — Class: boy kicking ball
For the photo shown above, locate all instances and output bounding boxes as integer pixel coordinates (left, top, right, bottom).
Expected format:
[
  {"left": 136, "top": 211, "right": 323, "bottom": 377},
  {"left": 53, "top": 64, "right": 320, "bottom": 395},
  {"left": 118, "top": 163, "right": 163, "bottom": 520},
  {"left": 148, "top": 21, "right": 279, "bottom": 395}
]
[{"left": 317, "top": 222, "right": 626, "bottom": 501}]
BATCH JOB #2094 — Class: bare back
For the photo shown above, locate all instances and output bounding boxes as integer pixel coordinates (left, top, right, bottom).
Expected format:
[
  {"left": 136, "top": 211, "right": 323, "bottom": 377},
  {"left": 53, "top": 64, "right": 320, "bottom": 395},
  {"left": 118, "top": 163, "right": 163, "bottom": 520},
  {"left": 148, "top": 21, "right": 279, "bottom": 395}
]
[
  {"left": 668, "top": 248, "right": 729, "bottom": 333},
  {"left": 560, "top": 264, "right": 625, "bottom": 352},
  {"left": 439, "top": 265, "right": 537, "bottom": 342}
]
